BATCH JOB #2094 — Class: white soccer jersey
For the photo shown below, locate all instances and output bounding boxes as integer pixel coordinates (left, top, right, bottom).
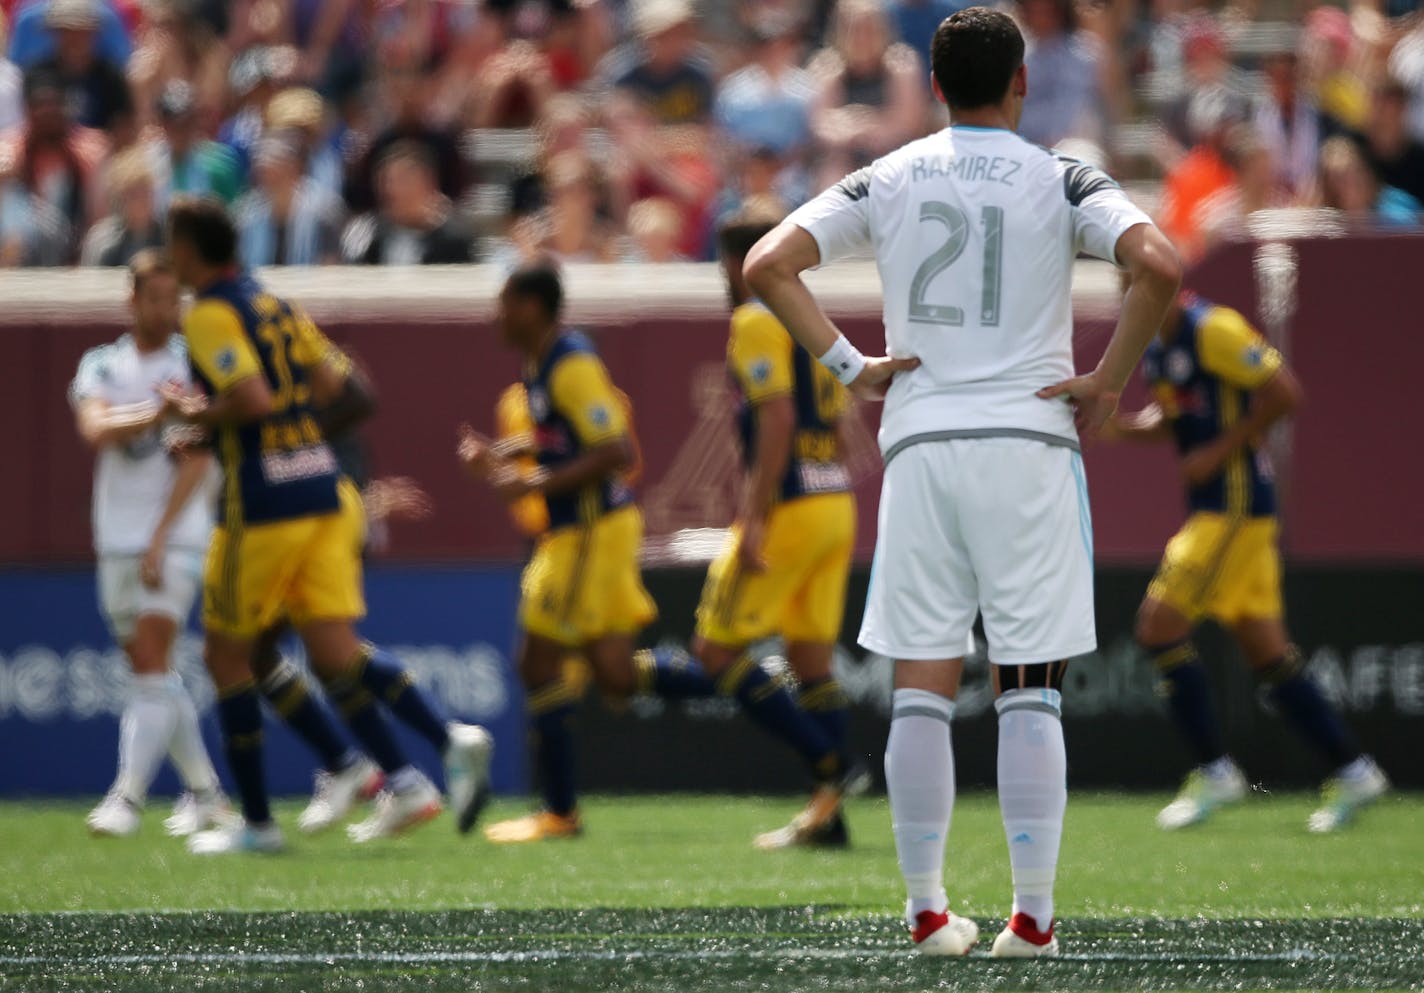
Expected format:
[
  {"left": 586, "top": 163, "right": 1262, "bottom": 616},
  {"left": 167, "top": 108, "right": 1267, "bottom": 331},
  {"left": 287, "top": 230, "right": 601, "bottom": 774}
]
[
  {"left": 69, "top": 334, "right": 214, "bottom": 556},
  {"left": 788, "top": 125, "right": 1151, "bottom": 458}
]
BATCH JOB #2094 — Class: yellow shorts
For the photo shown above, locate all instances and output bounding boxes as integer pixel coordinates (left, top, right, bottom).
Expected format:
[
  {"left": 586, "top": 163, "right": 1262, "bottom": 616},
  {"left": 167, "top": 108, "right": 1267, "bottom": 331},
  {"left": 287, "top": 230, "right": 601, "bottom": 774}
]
[
  {"left": 1147, "top": 512, "right": 1282, "bottom": 624},
  {"left": 203, "top": 479, "right": 367, "bottom": 637},
  {"left": 520, "top": 505, "right": 657, "bottom": 646},
  {"left": 696, "top": 492, "right": 855, "bottom": 646}
]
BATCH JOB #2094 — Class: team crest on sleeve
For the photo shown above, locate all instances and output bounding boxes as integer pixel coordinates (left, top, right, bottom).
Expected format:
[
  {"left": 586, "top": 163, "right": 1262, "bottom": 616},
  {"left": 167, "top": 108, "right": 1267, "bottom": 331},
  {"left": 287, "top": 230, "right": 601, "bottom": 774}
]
[
  {"left": 749, "top": 358, "right": 772, "bottom": 384},
  {"left": 1243, "top": 345, "right": 1263, "bottom": 367},
  {"left": 215, "top": 347, "right": 237, "bottom": 375},
  {"left": 589, "top": 405, "right": 610, "bottom": 429}
]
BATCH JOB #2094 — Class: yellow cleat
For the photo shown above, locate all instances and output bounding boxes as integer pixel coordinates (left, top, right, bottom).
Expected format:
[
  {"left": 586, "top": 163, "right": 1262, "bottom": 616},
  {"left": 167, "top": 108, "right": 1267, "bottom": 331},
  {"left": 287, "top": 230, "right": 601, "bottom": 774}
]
[{"left": 482, "top": 810, "right": 582, "bottom": 843}]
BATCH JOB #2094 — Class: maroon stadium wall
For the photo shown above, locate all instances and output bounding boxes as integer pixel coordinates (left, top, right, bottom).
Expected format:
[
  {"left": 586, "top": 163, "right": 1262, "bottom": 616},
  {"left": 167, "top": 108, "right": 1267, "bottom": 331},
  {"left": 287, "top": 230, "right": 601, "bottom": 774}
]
[{"left": 1, "top": 231, "right": 1420, "bottom": 566}]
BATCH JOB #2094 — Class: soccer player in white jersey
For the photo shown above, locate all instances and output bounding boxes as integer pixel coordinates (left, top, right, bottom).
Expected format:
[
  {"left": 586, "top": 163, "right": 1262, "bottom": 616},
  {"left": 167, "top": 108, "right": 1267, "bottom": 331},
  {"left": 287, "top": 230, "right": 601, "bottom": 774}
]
[
  {"left": 69, "top": 250, "right": 232, "bottom": 838},
  {"left": 744, "top": 8, "right": 1182, "bottom": 957}
]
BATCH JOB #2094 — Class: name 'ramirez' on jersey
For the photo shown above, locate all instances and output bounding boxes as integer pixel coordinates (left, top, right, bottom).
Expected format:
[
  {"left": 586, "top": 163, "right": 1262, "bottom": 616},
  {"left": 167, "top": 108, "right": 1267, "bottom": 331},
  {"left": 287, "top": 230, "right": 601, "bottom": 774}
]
[
  {"left": 185, "top": 273, "right": 341, "bottom": 526},
  {"left": 1142, "top": 294, "right": 1283, "bottom": 517}
]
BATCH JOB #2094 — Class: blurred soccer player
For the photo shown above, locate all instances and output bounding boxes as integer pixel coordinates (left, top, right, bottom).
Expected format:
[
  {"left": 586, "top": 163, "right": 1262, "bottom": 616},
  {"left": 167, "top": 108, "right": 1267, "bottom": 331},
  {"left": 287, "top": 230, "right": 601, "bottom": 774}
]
[
  {"left": 1107, "top": 292, "right": 1389, "bottom": 833},
  {"left": 460, "top": 262, "right": 854, "bottom": 844},
  {"left": 742, "top": 8, "right": 1180, "bottom": 956},
  {"left": 161, "top": 196, "right": 493, "bottom": 854},
  {"left": 69, "top": 249, "right": 231, "bottom": 838}
]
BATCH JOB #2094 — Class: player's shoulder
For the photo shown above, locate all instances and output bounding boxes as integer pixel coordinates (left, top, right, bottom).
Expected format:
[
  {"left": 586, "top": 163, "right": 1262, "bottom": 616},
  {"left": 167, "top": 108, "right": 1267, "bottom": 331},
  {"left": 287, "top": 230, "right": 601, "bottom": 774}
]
[
  {"left": 546, "top": 330, "right": 610, "bottom": 385},
  {"left": 730, "top": 301, "right": 788, "bottom": 341},
  {"left": 1039, "top": 147, "right": 1123, "bottom": 207}
]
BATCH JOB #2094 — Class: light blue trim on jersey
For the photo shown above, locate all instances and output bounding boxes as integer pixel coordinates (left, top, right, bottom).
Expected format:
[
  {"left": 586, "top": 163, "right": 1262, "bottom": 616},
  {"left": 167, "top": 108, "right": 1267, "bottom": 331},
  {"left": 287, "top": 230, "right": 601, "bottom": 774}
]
[
  {"left": 1069, "top": 450, "right": 1093, "bottom": 564},
  {"left": 950, "top": 124, "right": 1011, "bottom": 133}
]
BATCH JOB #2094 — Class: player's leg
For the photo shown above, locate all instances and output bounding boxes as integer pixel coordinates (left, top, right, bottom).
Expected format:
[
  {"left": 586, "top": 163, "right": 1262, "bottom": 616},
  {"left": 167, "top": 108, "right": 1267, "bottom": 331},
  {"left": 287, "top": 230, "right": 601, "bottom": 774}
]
[
  {"left": 1234, "top": 614, "right": 1389, "bottom": 831},
  {"left": 858, "top": 444, "right": 979, "bottom": 955},
  {"left": 1137, "top": 515, "right": 1247, "bottom": 830}
]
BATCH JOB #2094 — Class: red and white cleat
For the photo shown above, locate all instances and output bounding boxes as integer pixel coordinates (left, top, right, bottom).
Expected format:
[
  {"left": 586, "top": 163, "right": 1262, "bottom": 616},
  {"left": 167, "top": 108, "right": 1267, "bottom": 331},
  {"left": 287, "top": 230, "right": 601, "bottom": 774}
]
[
  {"left": 990, "top": 912, "right": 1060, "bottom": 958},
  {"left": 911, "top": 909, "right": 979, "bottom": 955}
]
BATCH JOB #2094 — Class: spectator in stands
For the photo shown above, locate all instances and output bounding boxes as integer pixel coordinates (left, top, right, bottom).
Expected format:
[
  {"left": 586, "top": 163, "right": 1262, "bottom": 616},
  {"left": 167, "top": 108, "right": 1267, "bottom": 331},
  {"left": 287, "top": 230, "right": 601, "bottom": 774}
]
[
  {"left": 218, "top": 45, "right": 296, "bottom": 182},
  {"left": 1254, "top": 52, "right": 1321, "bottom": 201},
  {"left": 7, "top": 0, "right": 131, "bottom": 70},
  {"left": 507, "top": 92, "right": 594, "bottom": 221},
  {"left": 598, "top": 0, "right": 715, "bottom": 127},
  {"left": 31, "top": 0, "right": 132, "bottom": 145},
  {"left": 235, "top": 132, "right": 346, "bottom": 267},
  {"left": 470, "top": 39, "right": 557, "bottom": 129},
  {"left": 0, "top": 18, "right": 22, "bottom": 132},
  {"left": 1015, "top": 0, "right": 1106, "bottom": 150},
  {"left": 887, "top": 0, "right": 963, "bottom": 69},
  {"left": 342, "top": 140, "right": 475, "bottom": 265},
  {"left": 1318, "top": 134, "right": 1422, "bottom": 226},
  {"left": 264, "top": 86, "right": 344, "bottom": 198},
  {"left": 483, "top": 0, "right": 615, "bottom": 92},
  {"left": 1303, "top": 6, "right": 1368, "bottom": 137},
  {"left": 0, "top": 65, "right": 106, "bottom": 265},
  {"left": 1157, "top": 94, "right": 1245, "bottom": 261},
  {"left": 624, "top": 195, "right": 685, "bottom": 262},
  {"left": 146, "top": 80, "right": 242, "bottom": 214},
  {"left": 711, "top": 145, "right": 795, "bottom": 229},
  {"left": 808, "top": 0, "right": 926, "bottom": 189},
  {"left": 529, "top": 148, "right": 616, "bottom": 263},
  {"left": 1358, "top": 79, "right": 1424, "bottom": 205},
  {"left": 1160, "top": 14, "right": 1252, "bottom": 152},
  {"left": 1196, "top": 124, "right": 1286, "bottom": 250},
  {"left": 1387, "top": 18, "right": 1424, "bottom": 143},
  {"left": 344, "top": 60, "right": 467, "bottom": 214},
  {"left": 79, "top": 144, "right": 162, "bottom": 265},
  {"left": 126, "top": 0, "right": 230, "bottom": 134},
  {"left": 714, "top": 9, "right": 815, "bottom": 159}
]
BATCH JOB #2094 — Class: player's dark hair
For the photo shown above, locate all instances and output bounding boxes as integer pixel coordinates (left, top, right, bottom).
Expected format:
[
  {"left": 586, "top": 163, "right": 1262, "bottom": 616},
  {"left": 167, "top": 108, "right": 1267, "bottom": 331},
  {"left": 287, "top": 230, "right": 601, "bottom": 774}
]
[
  {"left": 504, "top": 260, "right": 564, "bottom": 321},
  {"left": 167, "top": 195, "right": 238, "bottom": 267},
  {"left": 930, "top": 7, "right": 1025, "bottom": 111},
  {"left": 717, "top": 202, "right": 783, "bottom": 261},
  {"left": 128, "top": 248, "right": 172, "bottom": 293}
]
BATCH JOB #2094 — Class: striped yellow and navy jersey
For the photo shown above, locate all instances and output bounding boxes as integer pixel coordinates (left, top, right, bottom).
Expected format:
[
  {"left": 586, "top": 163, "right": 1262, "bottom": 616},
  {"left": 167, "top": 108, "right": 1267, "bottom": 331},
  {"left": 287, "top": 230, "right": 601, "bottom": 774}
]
[
  {"left": 1141, "top": 295, "right": 1284, "bottom": 518},
  {"left": 728, "top": 301, "right": 850, "bottom": 502},
  {"left": 185, "top": 273, "right": 341, "bottom": 527},
  {"left": 525, "top": 330, "right": 635, "bottom": 529}
]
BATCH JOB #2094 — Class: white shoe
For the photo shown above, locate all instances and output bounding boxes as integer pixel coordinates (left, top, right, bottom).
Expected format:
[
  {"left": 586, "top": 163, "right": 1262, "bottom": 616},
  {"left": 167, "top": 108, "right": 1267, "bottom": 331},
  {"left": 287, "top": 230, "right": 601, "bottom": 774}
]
[
  {"left": 346, "top": 777, "right": 443, "bottom": 843},
  {"left": 991, "top": 914, "right": 1060, "bottom": 958},
  {"left": 911, "top": 910, "right": 979, "bottom": 956},
  {"left": 164, "top": 790, "right": 238, "bottom": 838},
  {"left": 86, "top": 793, "right": 140, "bottom": 837},
  {"left": 187, "top": 820, "right": 285, "bottom": 855},
  {"left": 1156, "top": 761, "right": 1247, "bottom": 830},
  {"left": 1308, "top": 757, "right": 1390, "bottom": 833},
  {"left": 298, "top": 759, "right": 383, "bottom": 834},
  {"left": 444, "top": 723, "right": 494, "bottom": 835}
]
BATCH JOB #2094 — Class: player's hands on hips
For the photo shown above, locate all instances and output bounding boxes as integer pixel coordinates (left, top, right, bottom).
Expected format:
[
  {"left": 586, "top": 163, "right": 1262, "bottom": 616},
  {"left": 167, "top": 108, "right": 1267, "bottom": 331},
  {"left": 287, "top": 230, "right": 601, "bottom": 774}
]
[
  {"left": 140, "top": 533, "right": 166, "bottom": 591},
  {"left": 1037, "top": 372, "right": 1120, "bottom": 442},
  {"left": 735, "top": 517, "right": 768, "bottom": 574},
  {"left": 1182, "top": 439, "right": 1231, "bottom": 486},
  {"left": 850, "top": 355, "right": 920, "bottom": 401}
]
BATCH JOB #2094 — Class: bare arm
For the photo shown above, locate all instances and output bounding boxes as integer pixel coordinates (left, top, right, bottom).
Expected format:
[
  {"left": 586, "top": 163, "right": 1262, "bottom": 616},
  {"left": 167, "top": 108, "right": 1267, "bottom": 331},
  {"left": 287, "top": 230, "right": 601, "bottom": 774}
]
[
  {"left": 743, "top": 224, "right": 919, "bottom": 399},
  {"left": 74, "top": 398, "right": 163, "bottom": 449},
  {"left": 163, "top": 375, "right": 274, "bottom": 429},
  {"left": 140, "top": 450, "right": 214, "bottom": 589},
  {"left": 740, "top": 397, "right": 794, "bottom": 522},
  {"left": 314, "top": 364, "right": 377, "bottom": 437},
  {"left": 1103, "top": 402, "right": 1175, "bottom": 443},
  {"left": 459, "top": 425, "right": 631, "bottom": 503},
  {"left": 1182, "top": 366, "right": 1302, "bottom": 485}
]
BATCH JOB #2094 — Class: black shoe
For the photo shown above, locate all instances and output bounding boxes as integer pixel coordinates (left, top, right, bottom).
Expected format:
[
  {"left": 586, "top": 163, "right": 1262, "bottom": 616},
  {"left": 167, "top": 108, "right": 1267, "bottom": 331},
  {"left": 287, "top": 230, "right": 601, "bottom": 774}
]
[{"left": 807, "top": 811, "right": 851, "bottom": 848}]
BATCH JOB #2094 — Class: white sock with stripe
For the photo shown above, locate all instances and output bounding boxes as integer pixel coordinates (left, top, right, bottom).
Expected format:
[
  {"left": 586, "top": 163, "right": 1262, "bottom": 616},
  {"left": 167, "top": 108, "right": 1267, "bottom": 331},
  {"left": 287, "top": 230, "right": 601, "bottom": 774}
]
[
  {"left": 996, "top": 687, "right": 1067, "bottom": 932},
  {"left": 885, "top": 687, "right": 956, "bottom": 922},
  {"left": 113, "top": 673, "right": 180, "bottom": 804}
]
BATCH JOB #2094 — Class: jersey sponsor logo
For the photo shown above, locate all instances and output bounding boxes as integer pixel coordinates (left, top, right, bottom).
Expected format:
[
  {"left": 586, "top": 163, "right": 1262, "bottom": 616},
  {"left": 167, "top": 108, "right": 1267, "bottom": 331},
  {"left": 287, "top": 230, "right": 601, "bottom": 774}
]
[
  {"left": 1165, "top": 350, "right": 1194, "bottom": 386},
  {"left": 259, "top": 444, "right": 338, "bottom": 484},
  {"left": 797, "top": 461, "right": 850, "bottom": 494}
]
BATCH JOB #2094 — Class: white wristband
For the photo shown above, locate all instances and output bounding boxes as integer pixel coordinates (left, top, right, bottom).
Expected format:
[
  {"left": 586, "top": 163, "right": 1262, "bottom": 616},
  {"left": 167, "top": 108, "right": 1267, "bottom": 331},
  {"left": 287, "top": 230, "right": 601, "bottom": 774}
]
[{"left": 818, "top": 334, "right": 866, "bottom": 386}]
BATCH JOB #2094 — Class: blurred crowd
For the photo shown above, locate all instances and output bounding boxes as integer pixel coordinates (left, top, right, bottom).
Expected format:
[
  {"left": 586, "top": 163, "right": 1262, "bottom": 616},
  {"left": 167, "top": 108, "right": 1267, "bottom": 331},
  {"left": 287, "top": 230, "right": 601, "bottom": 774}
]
[{"left": 0, "top": 0, "right": 1421, "bottom": 270}]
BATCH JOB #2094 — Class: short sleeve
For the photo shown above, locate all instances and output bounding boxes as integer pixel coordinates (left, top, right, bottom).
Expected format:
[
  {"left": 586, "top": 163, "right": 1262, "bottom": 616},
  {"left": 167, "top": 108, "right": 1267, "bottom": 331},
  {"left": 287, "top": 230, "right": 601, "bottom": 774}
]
[
  {"left": 786, "top": 167, "right": 873, "bottom": 265},
  {"left": 729, "top": 307, "right": 794, "bottom": 405},
  {"left": 290, "top": 309, "right": 353, "bottom": 378},
  {"left": 1196, "top": 307, "right": 1283, "bottom": 389},
  {"left": 548, "top": 352, "right": 628, "bottom": 446},
  {"left": 184, "top": 299, "right": 262, "bottom": 392},
  {"left": 495, "top": 383, "right": 535, "bottom": 441},
  {"left": 68, "top": 345, "right": 109, "bottom": 409},
  {"left": 1064, "top": 159, "right": 1153, "bottom": 265}
]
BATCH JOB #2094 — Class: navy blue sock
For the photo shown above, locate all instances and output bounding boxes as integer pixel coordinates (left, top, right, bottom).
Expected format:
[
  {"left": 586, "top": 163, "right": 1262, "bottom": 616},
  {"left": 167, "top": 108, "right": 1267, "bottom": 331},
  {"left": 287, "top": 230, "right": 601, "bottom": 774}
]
[
  {"left": 322, "top": 676, "right": 412, "bottom": 776},
  {"left": 633, "top": 647, "right": 716, "bottom": 699},
  {"left": 355, "top": 643, "right": 450, "bottom": 753},
  {"left": 799, "top": 677, "right": 850, "bottom": 759},
  {"left": 259, "top": 659, "right": 355, "bottom": 774},
  {"left": 1261, "top": 650, "right": 1361, "bottom": 768},
  {"left": 717, "top": 655, "right": 841, "bottom": 781},
  {"left": 215, "top": 682, "right": 271, "bottom": 825},
  {"left": 1148, "top": 640, "right": 1228, "bottom": 766},
  {"left": 528, "top": 680, "right": 578, "bottom": 816}
]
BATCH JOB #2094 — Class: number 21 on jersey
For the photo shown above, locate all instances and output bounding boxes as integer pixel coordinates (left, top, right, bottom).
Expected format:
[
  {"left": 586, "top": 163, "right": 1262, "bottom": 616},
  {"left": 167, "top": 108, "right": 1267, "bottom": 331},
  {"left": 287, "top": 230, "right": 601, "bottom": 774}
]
[{"left": 908, "top": 202, "right": 1004, "bottom": 327}]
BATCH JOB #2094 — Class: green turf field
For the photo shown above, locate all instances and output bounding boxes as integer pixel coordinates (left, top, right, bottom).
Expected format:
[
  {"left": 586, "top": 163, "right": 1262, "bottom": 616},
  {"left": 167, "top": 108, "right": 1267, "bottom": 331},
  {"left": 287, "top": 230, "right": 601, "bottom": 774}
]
[{"left": 3, "top": 792, "right": 1421, "bottom": 991}]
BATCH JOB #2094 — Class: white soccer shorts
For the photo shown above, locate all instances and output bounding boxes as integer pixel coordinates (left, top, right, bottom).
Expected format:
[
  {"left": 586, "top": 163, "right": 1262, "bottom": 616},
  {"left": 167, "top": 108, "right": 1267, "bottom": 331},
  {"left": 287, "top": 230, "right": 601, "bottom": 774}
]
[
  {"left": 859, "top": 437, "right": 1096, "bottom": 665},
  {"left": 97, "top": 548, "right": 204, "bottom": 644}
]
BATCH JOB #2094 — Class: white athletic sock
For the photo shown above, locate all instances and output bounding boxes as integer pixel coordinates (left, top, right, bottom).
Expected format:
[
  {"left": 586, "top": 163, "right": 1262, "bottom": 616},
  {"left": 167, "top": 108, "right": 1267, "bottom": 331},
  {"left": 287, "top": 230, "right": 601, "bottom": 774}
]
[
  {"left": 885, "top": 688, "right": 956, "bottom": 923},
  {"left": 165, "top": 673, "right": 220, "bottom": 796},
  {"left": 113, "top": 673, "right": 180, "bottom": 805},
  {"left": 996, "top": 687, "right": 1067, "bottom": 932}
]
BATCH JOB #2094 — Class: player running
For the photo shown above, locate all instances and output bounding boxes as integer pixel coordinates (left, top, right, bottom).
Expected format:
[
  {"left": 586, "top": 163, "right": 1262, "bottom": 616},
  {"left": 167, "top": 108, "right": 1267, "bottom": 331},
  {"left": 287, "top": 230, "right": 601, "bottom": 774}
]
[
  {"left": 69, "top": 249, "right": 232, "bottom": 839},
  {"left": 743, "top": 8, "right": 1181, "bottom": 956},
  {"left": 160, "top": 196, "right": 493, "bottom": 854},
  {"left": 1106, "top": 291, "right": 1389, "bottom": 833},
  {"left": 459, "top": 262, "right": 856, "bottom": 844}
]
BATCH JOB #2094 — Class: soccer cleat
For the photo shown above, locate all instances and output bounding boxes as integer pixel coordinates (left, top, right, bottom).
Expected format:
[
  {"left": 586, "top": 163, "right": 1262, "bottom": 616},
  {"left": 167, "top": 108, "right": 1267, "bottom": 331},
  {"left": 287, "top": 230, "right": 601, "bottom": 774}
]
[
  {"left": 86, "top": 793, "right": 141, "bottom": 837},
  {"left": 1155, "top": 761, "right": 1247, "bottom": 830},
  {"left": 164, "top": 790, "right": 238, "bottom": 838},
  {"left": 1308, "top": 757, "right": 1390, "bottom": 833},
  {"left": 754, "top": 808, "right": 852, "bottom": 850},
  {"left": 444, "top": 722, "right": 495, "bottom": 835},
  {"left": 991, "top": 912, "right": 1059, "bottom": 958},
  {"left": 483, "top": 810, "right": 582, "bottom": 843},
  {"left": 753, "top": 781, "right": 844, "bottom": 850},
  {"left": 298, "top": 759, "right": 383, "bottom": 834},
  {"left": 346, "top": 778, "right": 443, "bottom": 843},
  {"left": 187, "top": 820, "right": 285, "bottom": 855},
  {"left": 911, "top": 909, "right": 979, "bottom": 955}
]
